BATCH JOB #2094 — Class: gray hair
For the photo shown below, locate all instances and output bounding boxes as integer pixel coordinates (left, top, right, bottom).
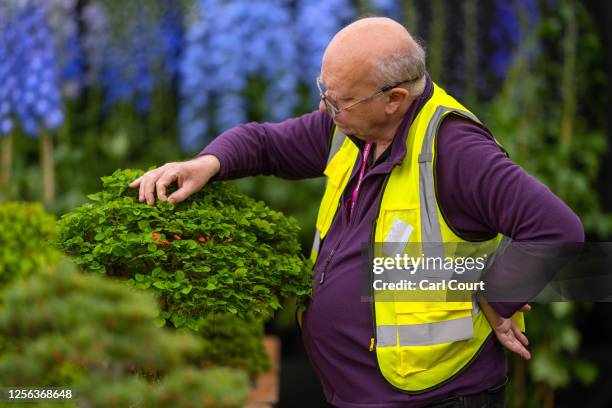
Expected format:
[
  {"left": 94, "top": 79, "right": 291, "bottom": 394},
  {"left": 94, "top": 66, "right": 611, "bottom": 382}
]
[{"left": 371, "top": 41, "right": 427, "bottom": 96}]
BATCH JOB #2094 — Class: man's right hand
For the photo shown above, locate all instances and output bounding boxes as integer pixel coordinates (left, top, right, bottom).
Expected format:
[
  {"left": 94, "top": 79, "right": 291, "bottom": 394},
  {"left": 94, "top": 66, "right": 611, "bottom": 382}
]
[{"left": 128, "top": 154, "right": 221, "bottom": 205}]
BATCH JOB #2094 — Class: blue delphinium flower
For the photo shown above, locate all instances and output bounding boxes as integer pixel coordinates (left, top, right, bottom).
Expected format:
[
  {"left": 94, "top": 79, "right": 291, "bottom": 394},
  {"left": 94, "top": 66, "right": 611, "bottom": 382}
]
[
  {"left": 1, "top": 0, "right": 64, "bottom": 138},
  {"left": 521, "top": 0, "right": 541, "bottom": 63},
  {"left": 82, "top": 0, "right": 179, "bottom": 113},
  {"left": 179, "top": 0, "right": 300, "bottom": 151},
  {"left": 490, "top": 1, "right": 520, "bottom": 78},
  {"left": 295, "top": 0, "right": 356, "bottom": 103},
  {"left": 81, "top": 1, "right": 109, "bottom": 88},
  {"left": 490, "top": 0, "right": 540, "bottom": 79},
  {"left": 0, "top": 2, "right": 15, "bottom": 135},
  {"left": 159, "top": 0, "right": 184, "bottom": 81},
  {"left": 47, "top": 0, "right": 84, "bottom": 98},
  {"left": 523, "top": 0, "right": 540, "bottom": 30},
  {"left": 130, "top": 13, "right": 158, "bottom": 114},
  {"left": 370, "top": 0, "right": 403, "bottom": 21},
  {"left": 103, "top": 3, "right": 157, "bottom": 112}
]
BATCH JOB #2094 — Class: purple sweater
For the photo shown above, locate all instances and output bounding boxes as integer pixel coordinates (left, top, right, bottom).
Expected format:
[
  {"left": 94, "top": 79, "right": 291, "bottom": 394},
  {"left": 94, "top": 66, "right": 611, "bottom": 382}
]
[{"left": 201, "top": 76, "right": 583, "bottom": 407}]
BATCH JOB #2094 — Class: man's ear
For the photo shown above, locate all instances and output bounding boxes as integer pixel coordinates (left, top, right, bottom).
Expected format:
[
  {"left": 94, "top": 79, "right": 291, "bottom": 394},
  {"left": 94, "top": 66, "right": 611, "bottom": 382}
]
[{"left": 384, "top": 88, "right": 410, "bottom": 115}]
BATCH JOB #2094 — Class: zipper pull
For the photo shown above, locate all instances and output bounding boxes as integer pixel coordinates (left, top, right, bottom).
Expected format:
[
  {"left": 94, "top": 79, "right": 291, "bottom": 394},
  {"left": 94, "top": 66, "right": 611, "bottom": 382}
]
[
  {"left": 319, "top": 249, "right": 335, "bottom": 285},
  {"left": 369, "top": 337, "right": 375, "bottom": 352}
]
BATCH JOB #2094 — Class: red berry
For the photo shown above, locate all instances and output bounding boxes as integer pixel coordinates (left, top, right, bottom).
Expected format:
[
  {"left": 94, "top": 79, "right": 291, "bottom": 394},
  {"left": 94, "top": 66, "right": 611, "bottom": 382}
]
[
  {"left": 152, "top": 233, "right": 161, "bottom": 240},
  {"left": 173, "top": 234, "right": 182, "bottom": 240},
  {"left": 198, "top": 236, "right": 206, "bottom": 243}
]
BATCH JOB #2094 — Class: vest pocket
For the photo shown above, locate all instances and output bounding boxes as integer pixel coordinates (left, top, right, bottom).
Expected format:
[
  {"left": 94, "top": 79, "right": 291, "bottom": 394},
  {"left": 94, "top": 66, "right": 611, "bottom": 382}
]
[
  {"left": 380, "top": 210, "right": 418, "bottom": 253},
  {"left": 392, "top": 301, "right": 474, "bottom": 377}
]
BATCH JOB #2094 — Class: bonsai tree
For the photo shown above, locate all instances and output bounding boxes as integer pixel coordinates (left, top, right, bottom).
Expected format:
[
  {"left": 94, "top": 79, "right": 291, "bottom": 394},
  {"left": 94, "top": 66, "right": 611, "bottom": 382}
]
[
  {"left": 56, "top": 169, "right": 312, "bottom": 376},
  {"left": 0, "top": 259, "right": 249, "bottom": 408}
]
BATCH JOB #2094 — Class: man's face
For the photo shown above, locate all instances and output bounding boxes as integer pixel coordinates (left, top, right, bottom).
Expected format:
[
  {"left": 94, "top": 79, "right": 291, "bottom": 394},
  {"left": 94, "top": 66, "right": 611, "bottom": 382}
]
[{"left": 318, "top": 66, "right": 385, "bottom": 139}]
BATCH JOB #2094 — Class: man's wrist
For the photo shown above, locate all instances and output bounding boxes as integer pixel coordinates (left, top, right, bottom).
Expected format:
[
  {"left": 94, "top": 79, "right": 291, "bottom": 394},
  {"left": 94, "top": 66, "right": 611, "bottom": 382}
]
[{"left": 192, "top": 154, "right": 221, "bottom": 178}]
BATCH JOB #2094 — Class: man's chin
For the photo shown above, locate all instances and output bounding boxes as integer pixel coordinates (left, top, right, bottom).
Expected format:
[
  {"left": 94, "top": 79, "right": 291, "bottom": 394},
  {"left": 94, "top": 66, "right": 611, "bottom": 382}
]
[{"left": 334, "top": 122, "right": 353, "bottom": 135}]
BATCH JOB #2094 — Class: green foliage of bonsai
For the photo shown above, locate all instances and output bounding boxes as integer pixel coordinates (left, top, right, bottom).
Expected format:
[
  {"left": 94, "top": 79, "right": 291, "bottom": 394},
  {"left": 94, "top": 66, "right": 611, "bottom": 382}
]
[
  {"left": 56, "top": 168, "right": 312, "bottom": 377},
  {"left": 57, "top": 168, "right": 312, "bottom": 322},
  {"left": 0, "top": 202, "right": 61, "bottom": 288},
  {"left": 0, "top": 260, "right": 249, "bottom": 408},
  {"left": 198, "top": 314, "right": 271, "bottom": 377}
]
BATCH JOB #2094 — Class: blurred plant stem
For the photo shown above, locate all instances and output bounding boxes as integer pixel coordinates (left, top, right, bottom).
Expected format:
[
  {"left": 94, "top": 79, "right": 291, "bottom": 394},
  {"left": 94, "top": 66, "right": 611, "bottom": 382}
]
[
  {"left": 41, "top": 132, "right": 55, "bottom": 207},
  {"left": 513, "top": 355, "right": 527, "bottom": 408},
  {"left": 536, "top": 382, "right": 555, "bottom": 408},
  {"left": 356, "top": 0, "right": 371, "bottom": 16},
  {"left": 558, "top": 0, "right": 577, "bottom": 198},
  {"left": 1, "top": 135, "right": 11, "bottom": 201},
  {"left": 514, "top": 0, "right": 536, "bottom": 161},
  {"left": 462, "top": 0, "right": 478, "bottom": 107},
  {"left": 402, "top": 0, "right": 418, "bottom": 33},
  {"left": 560, "top": 0, "right": 577, "bottom": 146},
  {"left": 428, "top": 0, "right": 445, "bottom": 83}
]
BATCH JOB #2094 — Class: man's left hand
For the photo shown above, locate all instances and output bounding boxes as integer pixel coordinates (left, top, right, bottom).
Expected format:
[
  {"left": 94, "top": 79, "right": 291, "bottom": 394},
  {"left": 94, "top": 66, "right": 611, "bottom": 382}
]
[{"left": 479, "top": 300, "right": 531, "bottom": 360}]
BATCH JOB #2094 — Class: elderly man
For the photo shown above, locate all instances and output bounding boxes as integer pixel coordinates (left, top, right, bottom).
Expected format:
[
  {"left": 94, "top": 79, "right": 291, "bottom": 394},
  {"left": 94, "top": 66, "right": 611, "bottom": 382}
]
[{"left": 130, "top": 17, "right": 583, "bottom": 407}]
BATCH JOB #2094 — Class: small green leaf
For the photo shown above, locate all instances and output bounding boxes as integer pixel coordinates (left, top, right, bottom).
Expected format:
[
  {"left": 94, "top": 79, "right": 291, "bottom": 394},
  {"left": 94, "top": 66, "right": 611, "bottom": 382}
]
[
  {"left": 152, "top": 281, "right": 166, "bottom": 290},
  {"left": 171, "top": 314, "right": 186, "bottom": 328},
  {"left": 137, "top": 220, "right": 150, "bottom": 231}
]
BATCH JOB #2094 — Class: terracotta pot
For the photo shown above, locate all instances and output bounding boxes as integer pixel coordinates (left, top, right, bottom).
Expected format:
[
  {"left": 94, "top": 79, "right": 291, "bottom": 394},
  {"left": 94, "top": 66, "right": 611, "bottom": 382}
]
[{"left": 246, "top": 335, "right": 280, "bottom": 408}]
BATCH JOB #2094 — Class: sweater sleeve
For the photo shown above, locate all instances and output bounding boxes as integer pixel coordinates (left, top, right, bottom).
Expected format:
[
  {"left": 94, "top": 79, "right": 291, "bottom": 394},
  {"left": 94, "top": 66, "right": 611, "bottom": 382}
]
[
  {"left": 435, "top": 114, "right": 584, "bottom": 317},
  {"left": 199, "top": 110, "right": 334, "bottom": 180}
]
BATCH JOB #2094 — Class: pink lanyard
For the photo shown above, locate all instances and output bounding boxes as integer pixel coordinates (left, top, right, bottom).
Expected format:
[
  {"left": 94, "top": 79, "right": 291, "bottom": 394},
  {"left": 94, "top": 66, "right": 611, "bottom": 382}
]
[{"left": 349, "top": 142, "right": 373, "bottom": 219}]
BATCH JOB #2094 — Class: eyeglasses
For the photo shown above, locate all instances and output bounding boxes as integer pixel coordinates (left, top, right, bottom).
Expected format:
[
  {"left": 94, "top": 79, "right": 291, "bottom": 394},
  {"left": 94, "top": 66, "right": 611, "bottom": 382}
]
[{"left": 316, "top": 75, "right": 420, "bottom": 118}]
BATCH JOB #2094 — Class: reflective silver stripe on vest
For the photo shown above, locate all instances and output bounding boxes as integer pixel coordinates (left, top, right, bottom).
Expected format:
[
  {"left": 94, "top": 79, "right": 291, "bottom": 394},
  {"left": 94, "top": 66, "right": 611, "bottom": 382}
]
[
  {"left": 311, "top": 229, "right": 321, "bottom": 256},
  {"left": 472, "top": 295, "right": 480, "bottom": 316},
  {"left": 417, "top": 107, "right": 481, "bottom": 280},
  {"left": 483, "top": 235, "right": 512, "bottom": 269},
  {"left": 377, "top": 295, "right": 481, "bottom": 348},
  {"left": 311, "top": 129, "right": 347, "bottom": 257},
  {"left": 376, "top": 316, "right": 474, "bottom": 347},
  {"left": 327, "top": 128, "right": 347, "bottom": 165}
]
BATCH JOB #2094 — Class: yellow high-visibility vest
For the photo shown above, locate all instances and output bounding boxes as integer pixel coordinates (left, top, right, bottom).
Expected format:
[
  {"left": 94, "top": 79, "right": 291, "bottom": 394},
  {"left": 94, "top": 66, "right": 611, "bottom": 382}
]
[{"left": 310, "top": 83, "right": 524, "bottom": 393}]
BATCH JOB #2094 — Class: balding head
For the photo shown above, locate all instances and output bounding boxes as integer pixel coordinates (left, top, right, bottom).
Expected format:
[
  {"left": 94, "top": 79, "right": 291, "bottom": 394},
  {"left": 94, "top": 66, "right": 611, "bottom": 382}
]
[{"left": 322, "top": 17, "right": 426, "bottom": 95}]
